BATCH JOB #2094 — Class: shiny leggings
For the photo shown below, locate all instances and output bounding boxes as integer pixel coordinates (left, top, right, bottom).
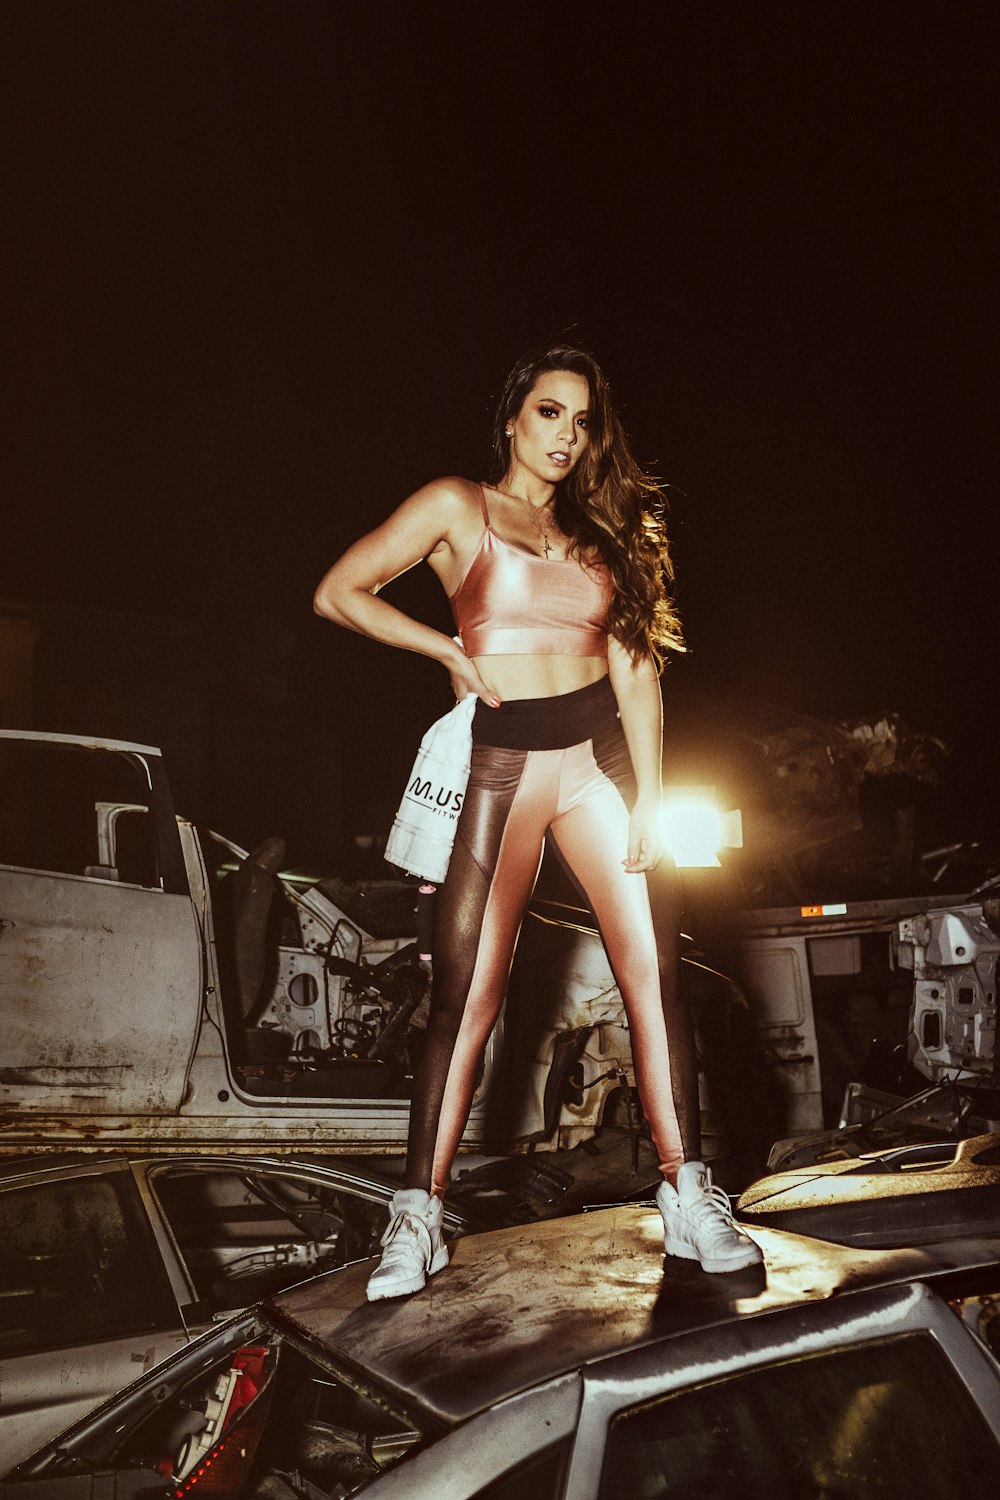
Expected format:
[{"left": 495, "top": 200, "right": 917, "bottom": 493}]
[{"left": 404, "top": 679, "right": 699, "bottom": 1197}]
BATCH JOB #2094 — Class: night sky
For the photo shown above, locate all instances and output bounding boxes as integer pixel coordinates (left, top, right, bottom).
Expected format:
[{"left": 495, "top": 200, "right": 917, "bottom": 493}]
[{"left": 4, "top": 3, "right": 997, "bottom": 847}]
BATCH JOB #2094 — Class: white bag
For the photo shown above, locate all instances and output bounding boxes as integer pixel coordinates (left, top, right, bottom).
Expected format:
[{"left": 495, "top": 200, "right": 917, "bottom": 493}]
[{"left": 384, "top": 695, "right": 477, "bottom": 883}]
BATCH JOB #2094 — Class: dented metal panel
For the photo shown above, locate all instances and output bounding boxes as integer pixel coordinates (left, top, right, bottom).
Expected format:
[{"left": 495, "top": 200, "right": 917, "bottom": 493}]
[
  {"left": 899, "top": 904, "right": 999, "bottom": 1081},
  {"left": 0, "top": 1330, "right": 192, "bottom": 1471},
  {"left": 0, "top": 868, "right": 203, "bottom": 1115}
]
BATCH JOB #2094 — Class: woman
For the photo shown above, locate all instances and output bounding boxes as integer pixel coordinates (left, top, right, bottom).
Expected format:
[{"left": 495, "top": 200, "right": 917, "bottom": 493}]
[{"left": 314, "top": 345, "right": 761, "bottom": 1298}]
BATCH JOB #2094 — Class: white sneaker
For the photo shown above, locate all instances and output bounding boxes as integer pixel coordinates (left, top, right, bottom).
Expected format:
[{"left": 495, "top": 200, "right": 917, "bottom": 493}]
[
  {"left": 657, "top": 1162, "right": 764, "bottom": 1274},
  {"left": 366, "top": 1188, "right": 449, "bottom": 1302}
]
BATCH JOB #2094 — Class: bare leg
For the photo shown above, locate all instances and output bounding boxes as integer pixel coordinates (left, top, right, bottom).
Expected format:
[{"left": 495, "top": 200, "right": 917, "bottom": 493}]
[{"left": 550, "top": 728, "right": 700, "bottom": 1181}]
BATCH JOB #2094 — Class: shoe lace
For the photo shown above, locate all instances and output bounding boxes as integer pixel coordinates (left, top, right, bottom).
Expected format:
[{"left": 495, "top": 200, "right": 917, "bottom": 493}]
[
  {"left": 380, "top": 1209, "right": 430, "bottom": 1253},
  {"left": 691, "top": 1181, "right": 743, "bottom": 1232}
]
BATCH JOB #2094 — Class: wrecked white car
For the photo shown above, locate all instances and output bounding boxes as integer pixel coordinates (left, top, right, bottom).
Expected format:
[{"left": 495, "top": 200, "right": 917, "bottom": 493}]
[
  {"left": 1, "top": 730, "right": 996, "bottom": 1178},
  {"left": 0, "top": 730, "right": 496, "bottom": 1156},
  {"left": 0, "top": 730, "right": 775, "bottom": 1181}
]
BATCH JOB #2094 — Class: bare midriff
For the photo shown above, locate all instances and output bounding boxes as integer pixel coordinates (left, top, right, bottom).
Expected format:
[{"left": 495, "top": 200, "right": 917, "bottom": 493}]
[{"left": 472, "top": 653, "right": 609, "bottom": 703}]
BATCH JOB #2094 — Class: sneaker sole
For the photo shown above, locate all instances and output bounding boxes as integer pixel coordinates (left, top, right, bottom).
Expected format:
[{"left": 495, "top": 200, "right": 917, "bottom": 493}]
[
  {"left": 664, "top": 1230, "right": 764, "bottom": 1273},
  {"left": 667, "top": 1240, "right": 763, "bottom": 1274},
  {"left": 663, "top": 1235, "right": 701, "bottom": 1262},
  {"left": 698, "top": 1244, "right": 764, "bottom": 1273},
  {"left": 366, "top": 1243, "right": 450, "bottom": 1302}
]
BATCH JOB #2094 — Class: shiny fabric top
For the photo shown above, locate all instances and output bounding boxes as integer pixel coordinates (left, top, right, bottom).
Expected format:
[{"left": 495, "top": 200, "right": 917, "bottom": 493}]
[{"left": 450, "top": 486, "right": 612, "bottom": 657}]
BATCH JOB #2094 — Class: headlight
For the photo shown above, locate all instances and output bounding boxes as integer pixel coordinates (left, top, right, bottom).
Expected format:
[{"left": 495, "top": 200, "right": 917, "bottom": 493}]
[{"left": 660, "top": 789, "right": 743, "bottom": 868}]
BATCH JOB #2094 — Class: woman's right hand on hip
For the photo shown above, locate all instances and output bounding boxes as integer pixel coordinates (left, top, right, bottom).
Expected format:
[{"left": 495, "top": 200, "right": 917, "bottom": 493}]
[{"left": 448, "top": 649, "right": 500, "bottom": 708}]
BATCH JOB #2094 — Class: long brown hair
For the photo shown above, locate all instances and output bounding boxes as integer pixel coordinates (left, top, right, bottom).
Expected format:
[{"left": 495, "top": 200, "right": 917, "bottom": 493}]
[{"left": 487, "top": 344, "right": 685, "bottom": 666}]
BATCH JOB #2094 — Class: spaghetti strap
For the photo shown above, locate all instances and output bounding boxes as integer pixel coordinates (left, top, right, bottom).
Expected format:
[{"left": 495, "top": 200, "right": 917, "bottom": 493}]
[{"left": 477, "top": 483, "right": 492, "bottom": 529}]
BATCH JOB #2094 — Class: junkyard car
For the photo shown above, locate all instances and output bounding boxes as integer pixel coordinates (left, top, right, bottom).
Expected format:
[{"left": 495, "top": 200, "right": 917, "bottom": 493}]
[
  {"left": 0, "top": 730, "right": 771, "bottom": 1180},
  {"left": 5, "top": 728, "right": 997, "bottom": 1181},
  {"left": 0, "top": 1153, "right": 482, "bottom": 1470},
  {"left": 737, "top": 1131, "right": 1000, "bottom": 1246},
  {"left": 734, "top": 889, "right": 1000, "bottom": 1153},
  {"left": 3, "top": 1208, "right": 1000, "bottom": 1498}
]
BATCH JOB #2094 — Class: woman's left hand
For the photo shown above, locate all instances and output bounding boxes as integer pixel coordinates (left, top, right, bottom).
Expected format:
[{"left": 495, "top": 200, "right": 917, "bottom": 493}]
[{"left": 623, "top": 794, "right": 663, "bottom": 873}]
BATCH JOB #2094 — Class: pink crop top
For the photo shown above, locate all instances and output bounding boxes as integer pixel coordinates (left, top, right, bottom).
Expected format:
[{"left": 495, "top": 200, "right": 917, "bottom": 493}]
[{"left": 449, "top": 486, "right": 612, "bottom": 657}]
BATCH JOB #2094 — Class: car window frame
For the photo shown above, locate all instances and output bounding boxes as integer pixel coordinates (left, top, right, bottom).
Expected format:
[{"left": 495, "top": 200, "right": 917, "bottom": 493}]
[
  {"left": 139, "top": 1159, "right": 394, "bottom": 1299},
  {"left": 561, "top": 1279, "right": 1000, "bottom": 1500},
  {"left": 138, "top": 1157, "right": 476, "bottom": 1307},
  {"left": 0, "top": 732, "right": 188, "bottom": 897},
  {"left": 0, "top": 1158, "right": 183, "bottom": 1358},
  {"left": 139, "top": 1159, "right": 371, "bottom": 1313}
]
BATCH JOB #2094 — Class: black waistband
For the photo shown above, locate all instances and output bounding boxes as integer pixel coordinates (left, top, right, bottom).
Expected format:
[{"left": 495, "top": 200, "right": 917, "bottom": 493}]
[{"left": 472, "top": 675, "right": 620, "bottom": 750}]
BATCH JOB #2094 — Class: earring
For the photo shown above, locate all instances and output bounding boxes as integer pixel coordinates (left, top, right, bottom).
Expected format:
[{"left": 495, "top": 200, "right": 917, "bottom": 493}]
[{"left": 505, "top": 427, "right": 513, "bottom": 437}]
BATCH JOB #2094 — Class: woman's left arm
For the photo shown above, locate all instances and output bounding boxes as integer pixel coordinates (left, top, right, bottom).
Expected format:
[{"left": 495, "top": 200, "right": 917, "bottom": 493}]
[{"left": 608, "top": 639, "right": 663, "bottom": 872}]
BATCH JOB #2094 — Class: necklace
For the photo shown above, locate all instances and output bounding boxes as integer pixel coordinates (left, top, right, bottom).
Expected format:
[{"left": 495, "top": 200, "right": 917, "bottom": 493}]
[{"left": 491, "top": 484, "right": 556, "bottom": 559}]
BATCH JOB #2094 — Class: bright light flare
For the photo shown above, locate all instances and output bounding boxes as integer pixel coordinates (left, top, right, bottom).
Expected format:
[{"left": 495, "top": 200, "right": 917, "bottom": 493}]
[{"left": 660, "top": 790, "right": 743, "bottom": 868}]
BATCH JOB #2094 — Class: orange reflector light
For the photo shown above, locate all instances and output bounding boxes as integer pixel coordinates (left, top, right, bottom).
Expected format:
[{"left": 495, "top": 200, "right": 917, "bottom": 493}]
[{"left": 800, "top": 903, "right": 848, "bottom": 917}]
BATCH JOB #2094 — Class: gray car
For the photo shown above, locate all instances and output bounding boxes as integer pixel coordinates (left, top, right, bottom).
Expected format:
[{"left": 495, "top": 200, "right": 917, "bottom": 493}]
[
  {"left": 0, "top": 1152, "right": 481, "bottom": 1470},
  {"left": 4, "top": 1207, "right": 1000, "bottom": 1498}
]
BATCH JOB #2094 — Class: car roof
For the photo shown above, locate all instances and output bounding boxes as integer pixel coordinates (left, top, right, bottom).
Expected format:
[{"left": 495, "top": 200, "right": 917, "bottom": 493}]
[
  {"left": 0, "top": 1150, "right": 401, "bottom": 1186},
  {"left": 0, "top": 1151, "right": 484, "bottom": 1233},
  {"left": 0, "top": 1146, "right": 395, "bottom": 1182},
  {"left": 270, "top": 1204, "right": 1000, "bottom": 1427}
]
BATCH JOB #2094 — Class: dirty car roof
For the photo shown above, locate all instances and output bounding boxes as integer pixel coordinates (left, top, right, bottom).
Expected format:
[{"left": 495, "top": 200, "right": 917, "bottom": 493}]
[{"left": 270, "top": 1204, "right": 1000, "bottom": 1427}]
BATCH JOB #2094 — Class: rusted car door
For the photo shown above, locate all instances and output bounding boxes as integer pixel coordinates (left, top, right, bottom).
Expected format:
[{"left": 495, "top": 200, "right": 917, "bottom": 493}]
[{"left": 0, "top": 732, "right": 202, "bottom": 1116}]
